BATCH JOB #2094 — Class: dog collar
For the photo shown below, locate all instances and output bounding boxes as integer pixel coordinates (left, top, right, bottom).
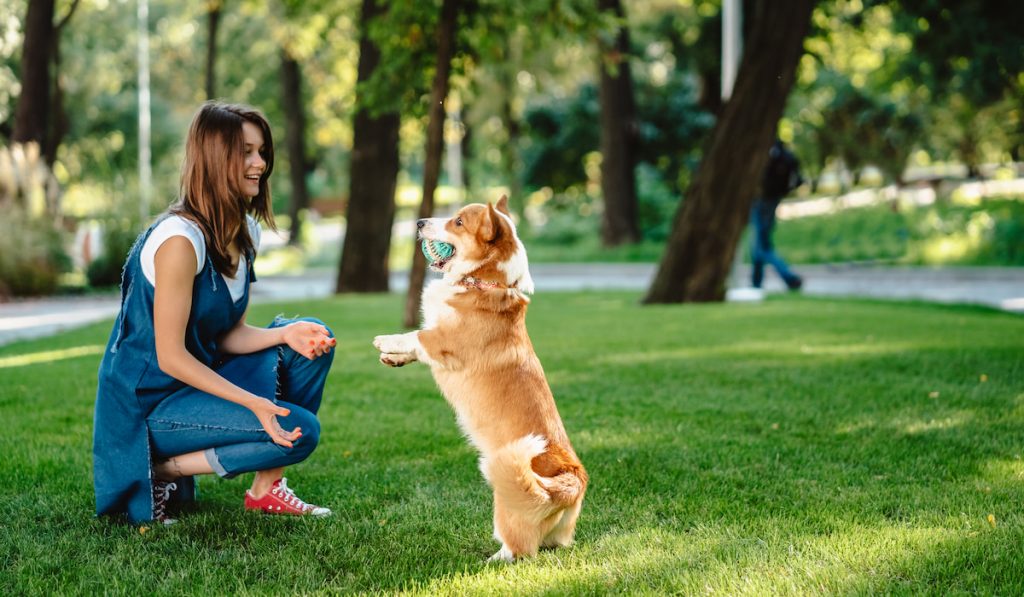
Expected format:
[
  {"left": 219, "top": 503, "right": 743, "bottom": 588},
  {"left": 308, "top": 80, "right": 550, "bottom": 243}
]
[{"left": 457, "top": 276, "right": 511, "bottom": 290}]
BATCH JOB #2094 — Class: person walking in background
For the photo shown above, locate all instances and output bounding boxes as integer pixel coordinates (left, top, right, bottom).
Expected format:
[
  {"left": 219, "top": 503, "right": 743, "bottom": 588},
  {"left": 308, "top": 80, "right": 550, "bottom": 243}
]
[
  {"left": 751, "top": 138, "right": 804, "bottom": 291},
  {"left": 93, "top": 102, "right": 337, "bottom": 525}
]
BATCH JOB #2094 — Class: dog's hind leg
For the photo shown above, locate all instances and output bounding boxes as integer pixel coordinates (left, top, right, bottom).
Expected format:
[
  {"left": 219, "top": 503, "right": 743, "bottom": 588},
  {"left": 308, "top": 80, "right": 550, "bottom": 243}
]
[
  {"left": 488, "top": 496, "right": 545, "bottom": 562},
  {"left": 541, "top": 499, "right": 582, "bottom": 549},
  {"left": 489, "top": 495, "right": 563, "bottom": 562}
]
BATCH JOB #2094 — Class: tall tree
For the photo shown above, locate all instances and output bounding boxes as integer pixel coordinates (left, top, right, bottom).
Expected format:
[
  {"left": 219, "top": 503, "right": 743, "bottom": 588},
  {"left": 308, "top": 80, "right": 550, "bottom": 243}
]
[
  {"left": 12, "top": 0, "right": 56, "bottom": 154},
  {"left": 644, "top": 0, "right": 815, "bottom": 304},
  {"left": 279, "top": 49, "right": 310, "bottom": 245},
  {"left": 335, "top": 0, "right": 402, "bottom": 293},
  {"left": 597, "top": 0, "right": 640, "bottom": 246},
  {"left": 402, "top": 0, "right": 461, "bottom": 328},
  {"left": 44, "top": 0, "right": 79, "bottom": 168},
  {"left": 205, "top": 0, "right": 222, "bottom": 99}
]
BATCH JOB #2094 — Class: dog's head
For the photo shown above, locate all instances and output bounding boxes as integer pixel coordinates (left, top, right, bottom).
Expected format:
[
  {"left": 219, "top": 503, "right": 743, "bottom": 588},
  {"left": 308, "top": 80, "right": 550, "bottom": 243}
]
[{"left": 417, "top": 195, "right": 535, "bottom": 294}]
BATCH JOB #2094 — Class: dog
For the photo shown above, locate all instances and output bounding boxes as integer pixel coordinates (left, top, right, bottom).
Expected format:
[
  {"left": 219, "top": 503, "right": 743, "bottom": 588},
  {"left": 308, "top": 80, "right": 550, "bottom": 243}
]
[{"left": 373, "top": 196, "right": 588, "bottom": 562}]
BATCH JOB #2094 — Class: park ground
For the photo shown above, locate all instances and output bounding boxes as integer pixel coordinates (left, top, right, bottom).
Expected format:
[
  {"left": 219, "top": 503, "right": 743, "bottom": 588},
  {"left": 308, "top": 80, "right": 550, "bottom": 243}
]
[{"left": 2, "top": 291, "right": 1023, "bottom": 594}]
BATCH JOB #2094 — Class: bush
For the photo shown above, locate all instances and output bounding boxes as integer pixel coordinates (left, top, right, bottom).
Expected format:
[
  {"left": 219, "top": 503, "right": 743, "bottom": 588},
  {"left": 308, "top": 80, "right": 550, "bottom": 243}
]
[
  {"left": 86, "top": 218, "right": 142, "bottom": 288},
  {"left": 0, "top": 209, "right": 70, "bottom": 298},
  {"left": 636, "top": 163, "right": 680, "bottom": 242}
]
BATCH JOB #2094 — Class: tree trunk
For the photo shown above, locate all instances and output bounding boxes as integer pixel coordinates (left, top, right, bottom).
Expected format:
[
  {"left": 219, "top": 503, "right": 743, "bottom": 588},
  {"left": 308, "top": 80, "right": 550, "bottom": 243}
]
[
  {"left": 643, "top": 0, "right": 815, "bottom": 304},
  {"left": 402, "top": 0, "right": 461, "bottom": 328},
  {"left": 12, "top": 0, "right": 56, "bottom": 149},
  {"left": 280, "top": 51, "right": 309, "bottom": 246},
  {"left": 45, "top": 0, "right": 80, "bottom": 171},
  {"left": 205, "top": 2, "right": 221, "bottom": 99},
  {"left": 500, "top": 82, "right": 525, "bottom": 228},
  {"left": 335, "top": 0, "right": 401, "bottom": 293},
  {"left": 597, "top": 0, "right": 640, "bottom": 246}
]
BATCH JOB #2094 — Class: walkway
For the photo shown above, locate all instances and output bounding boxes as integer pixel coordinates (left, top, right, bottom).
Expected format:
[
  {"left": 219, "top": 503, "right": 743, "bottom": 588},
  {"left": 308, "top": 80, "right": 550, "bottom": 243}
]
[{"left": 1, "top": 264, "right": 1021, "bottom": 346}]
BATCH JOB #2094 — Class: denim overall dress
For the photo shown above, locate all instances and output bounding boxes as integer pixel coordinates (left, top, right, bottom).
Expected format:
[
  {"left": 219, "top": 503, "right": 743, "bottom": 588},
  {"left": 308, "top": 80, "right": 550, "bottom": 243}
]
[{"left": 93, "top": 216, "right": 330, "bottom": 523}]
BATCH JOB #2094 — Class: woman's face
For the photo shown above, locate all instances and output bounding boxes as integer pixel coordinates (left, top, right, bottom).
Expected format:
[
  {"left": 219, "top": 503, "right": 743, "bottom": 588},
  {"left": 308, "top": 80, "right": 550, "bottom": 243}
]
[{"left": 241, "top": 120, "right": 266, "bottom": 199}]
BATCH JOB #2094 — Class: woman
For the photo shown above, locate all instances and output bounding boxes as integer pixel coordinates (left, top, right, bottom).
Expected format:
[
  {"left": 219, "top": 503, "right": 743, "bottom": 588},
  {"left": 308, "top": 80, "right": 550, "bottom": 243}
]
[{"left": 94, "top": 101, "right": 335, "bottom": 524}]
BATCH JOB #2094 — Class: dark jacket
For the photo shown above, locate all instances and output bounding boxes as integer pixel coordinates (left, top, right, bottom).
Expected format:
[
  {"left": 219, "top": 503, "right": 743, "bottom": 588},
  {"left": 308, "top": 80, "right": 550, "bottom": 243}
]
[{"left": 762, "top": 141, "right": 803, "bottom": 198}]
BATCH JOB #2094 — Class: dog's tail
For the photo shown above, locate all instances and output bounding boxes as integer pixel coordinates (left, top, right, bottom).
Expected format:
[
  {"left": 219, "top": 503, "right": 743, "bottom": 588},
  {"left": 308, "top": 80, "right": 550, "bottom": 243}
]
[{"left": 481, "top": 434, "right": 587, "bottom": 512}]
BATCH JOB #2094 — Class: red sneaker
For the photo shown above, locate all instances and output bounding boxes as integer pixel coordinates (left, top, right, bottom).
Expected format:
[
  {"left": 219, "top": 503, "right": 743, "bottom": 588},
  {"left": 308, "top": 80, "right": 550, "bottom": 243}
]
[{"left": 244, "top": 478, "right": 331, "bottom": 517}]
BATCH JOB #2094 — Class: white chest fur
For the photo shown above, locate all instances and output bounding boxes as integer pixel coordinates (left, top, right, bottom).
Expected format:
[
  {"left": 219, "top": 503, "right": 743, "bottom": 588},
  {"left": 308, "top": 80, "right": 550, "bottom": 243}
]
[{"left": 421, "top": 279, "right": 464, "bottom": 329}]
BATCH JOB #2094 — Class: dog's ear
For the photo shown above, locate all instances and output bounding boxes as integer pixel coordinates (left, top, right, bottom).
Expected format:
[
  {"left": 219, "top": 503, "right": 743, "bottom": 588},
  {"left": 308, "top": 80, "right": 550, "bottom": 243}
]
[
  {"left": 495, "top": 195, "right": 511, "bottom": 216},
  {"left": 482, "top": 202, "right": 503, "bottom": 242}
]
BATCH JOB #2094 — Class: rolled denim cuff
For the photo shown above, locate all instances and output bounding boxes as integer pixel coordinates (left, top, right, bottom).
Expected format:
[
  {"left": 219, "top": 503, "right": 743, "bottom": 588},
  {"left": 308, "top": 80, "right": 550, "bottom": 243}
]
[{"left": 205, "top": 447, "right": 234, "bottom": 479}]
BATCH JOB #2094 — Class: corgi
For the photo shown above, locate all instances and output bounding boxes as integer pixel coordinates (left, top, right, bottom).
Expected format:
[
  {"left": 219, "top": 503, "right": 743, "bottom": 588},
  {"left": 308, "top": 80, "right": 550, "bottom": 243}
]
[{"left": 372, "top": 196, "right": 588, "bottom": 562}]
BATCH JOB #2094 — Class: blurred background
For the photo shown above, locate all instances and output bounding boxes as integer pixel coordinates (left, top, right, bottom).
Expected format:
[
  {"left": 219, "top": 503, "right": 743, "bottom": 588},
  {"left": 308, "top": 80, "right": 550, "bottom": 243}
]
[{"left": 1, "top": 0, "right": 1021, "bottom": 301}]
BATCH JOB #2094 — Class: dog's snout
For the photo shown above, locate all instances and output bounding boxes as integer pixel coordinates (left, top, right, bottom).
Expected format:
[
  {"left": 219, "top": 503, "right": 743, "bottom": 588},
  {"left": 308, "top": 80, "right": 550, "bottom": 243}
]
[{"left": 416, "top": 220, "right": 427, "bottom": 229}]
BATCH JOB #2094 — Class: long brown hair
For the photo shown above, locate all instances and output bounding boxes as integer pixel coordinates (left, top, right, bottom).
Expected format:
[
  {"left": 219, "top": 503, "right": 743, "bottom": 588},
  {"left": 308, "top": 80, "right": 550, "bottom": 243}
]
[{"left": 170, "top": 101, "right": 277, "bottom": 276}]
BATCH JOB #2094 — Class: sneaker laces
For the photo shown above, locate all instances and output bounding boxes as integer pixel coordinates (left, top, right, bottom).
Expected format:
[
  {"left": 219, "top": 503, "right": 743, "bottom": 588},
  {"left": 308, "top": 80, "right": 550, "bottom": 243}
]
[
  {"left": 153, "top": 480, "right": 178, "bottom": 523},
  {"left": 271, "top": 478, "right": 311, "bottom": 512}
]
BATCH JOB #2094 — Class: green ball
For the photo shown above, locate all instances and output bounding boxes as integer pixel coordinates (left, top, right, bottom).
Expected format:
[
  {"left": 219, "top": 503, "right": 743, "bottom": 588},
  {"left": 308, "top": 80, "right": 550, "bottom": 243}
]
[{"left": 421, "top": 239, "right": 454, "bottom": 263}]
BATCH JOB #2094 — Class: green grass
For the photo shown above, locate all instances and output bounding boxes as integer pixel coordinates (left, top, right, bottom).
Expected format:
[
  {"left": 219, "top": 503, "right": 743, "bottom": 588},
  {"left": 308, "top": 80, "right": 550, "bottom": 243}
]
[{"left": 2, "top": 292, "right": 1024, "bottom": 594}]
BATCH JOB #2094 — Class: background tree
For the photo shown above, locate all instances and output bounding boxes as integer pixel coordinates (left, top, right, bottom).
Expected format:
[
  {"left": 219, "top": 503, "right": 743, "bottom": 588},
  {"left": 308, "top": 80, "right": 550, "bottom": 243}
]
[
  {"left": 644, "top": 0, "right": 816, "bottom": 304},
  {"left": 335, "top": 0, "right": 403, "bottom": 293},
  {"left": 12, "top": 0, "right": 55, "bottom": 152},
  {"left": 275, "top": 0, "right": 323, "bottom": 246},
  {"left": 12, "top": 0, "right": 80, "bottom": 172},
  {"left": 280, "top": 50, "right": 309, "bottom": 245},
  {"left": 597, "top": 0, "right": 640, "bottom": 246},
  {"left": 883, "top": 0, "right": 1024, "bottom": 172},
  {"left": 402, "top": 0, "right": 461, "bottom": 328},
  {"left": 204, "top": 0, "right": 222, "bottom": 99}
]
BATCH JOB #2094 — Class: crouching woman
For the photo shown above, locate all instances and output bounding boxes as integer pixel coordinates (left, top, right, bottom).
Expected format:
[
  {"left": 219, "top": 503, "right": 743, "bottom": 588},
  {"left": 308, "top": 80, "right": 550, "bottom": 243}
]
[{"left": 93, "top": 101, "right": 335, "bottom": 524}]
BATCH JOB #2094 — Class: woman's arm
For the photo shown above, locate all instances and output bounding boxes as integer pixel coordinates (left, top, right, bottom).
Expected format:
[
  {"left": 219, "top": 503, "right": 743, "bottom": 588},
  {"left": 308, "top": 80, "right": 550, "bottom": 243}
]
[
  {"left": 218, "top": 312, "right": 334, "bottom": 360},
  {"left": 152, "top": 237, "right": 300, "bottom": 447}
]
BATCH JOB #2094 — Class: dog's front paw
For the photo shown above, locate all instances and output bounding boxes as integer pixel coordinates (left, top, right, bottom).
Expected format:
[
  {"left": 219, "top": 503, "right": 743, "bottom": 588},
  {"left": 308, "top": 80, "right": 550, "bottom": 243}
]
[
  {"left": 380, "top": 353, "right": 415, "bottom": 367},
  {"left": 373, "top": 333, "right": 413, "bottom": 354}
]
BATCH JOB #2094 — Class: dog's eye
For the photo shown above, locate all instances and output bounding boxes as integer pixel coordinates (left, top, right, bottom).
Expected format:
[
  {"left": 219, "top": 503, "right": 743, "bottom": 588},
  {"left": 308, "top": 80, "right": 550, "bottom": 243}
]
[{"left": 455, "top": 218, "right": 463, "bottom": 227}]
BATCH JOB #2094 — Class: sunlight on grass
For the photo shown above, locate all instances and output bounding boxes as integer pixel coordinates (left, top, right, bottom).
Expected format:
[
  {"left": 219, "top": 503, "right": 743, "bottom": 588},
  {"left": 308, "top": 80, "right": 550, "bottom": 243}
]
[
  {"left": 0, "top": 345, "right": 104, "bottom": 369},
  {"left": 594, "top": 340, "right": 921, "bottom": 365},
  {"left": 901, "top": 411, "right": 974, "bottom": 435},
  {"left": 405, "top": 524, "right": 986, "bottom": 595},
  {"left": 838, "top": 410, "right": 978, "bottom": 437}
]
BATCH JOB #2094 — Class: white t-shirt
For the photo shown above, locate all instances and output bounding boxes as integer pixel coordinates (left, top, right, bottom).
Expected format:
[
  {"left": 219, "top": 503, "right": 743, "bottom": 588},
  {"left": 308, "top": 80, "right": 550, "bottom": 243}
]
[{"left": 140, "top": 215, "right": 261, "bottom": 302}]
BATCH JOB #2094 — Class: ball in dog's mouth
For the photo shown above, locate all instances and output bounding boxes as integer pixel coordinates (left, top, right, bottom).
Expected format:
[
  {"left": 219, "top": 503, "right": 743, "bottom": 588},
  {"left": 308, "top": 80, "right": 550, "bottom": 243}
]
[{"left": 421, "top": 239, "right": 455, "bottom": 269}]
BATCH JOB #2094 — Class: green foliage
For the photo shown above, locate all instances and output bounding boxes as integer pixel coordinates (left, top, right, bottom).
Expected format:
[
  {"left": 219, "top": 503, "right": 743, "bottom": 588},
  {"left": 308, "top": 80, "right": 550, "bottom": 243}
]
[
  {"left": 810, "top": 74, "right": 923, "bottom": 185},
  {"left": 520, "top": 84, "right": 600, "bottom": 192},
  {"left": 907, "top": 198, "right": 1024, "bottom": 266},
  {"left": 3, "top": 294, "right": 1024, "bottom": 593},
  {"left": 882, "top": 0, "right": 1024, "bottom": 106},
  {"left": 635, "top": 162, "right": 679, "bottom": 242},
  {"left": 0, "top": 208, "right": 69, "bottom": 298},
  {"left": 775, "top": 202, "right": 912, "bottom": 264},
  {"left": 775, "top": 197, "right": 1024, "bottom": 266},
  {"left": 521, "top": 56, "right": 711, "bottom": 195}
]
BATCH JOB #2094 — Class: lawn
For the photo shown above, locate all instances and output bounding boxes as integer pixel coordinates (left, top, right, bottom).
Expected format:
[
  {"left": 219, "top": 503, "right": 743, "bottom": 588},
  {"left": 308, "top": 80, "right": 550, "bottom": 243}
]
[{"left": 2, "top": 292, "right": 1023, "bottom": 595}]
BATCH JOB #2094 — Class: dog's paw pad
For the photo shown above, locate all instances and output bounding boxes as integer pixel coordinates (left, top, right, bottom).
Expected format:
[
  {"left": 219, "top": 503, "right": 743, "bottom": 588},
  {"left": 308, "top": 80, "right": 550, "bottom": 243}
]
[{"left": 380, "top": 353, "right": 412, "bottom": 367}]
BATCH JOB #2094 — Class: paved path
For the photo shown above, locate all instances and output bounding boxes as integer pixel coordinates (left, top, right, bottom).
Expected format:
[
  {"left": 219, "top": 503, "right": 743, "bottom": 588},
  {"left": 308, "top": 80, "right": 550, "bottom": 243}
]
[{"left": 1, "top": 264, "right": 1021, "bottom": 347}]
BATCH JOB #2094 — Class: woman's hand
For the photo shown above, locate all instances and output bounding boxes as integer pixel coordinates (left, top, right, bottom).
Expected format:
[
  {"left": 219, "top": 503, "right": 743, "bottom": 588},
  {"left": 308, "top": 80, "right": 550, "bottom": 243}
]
[
  {"left": 249, "top": 397, "right": 301, "bottom": 448},
  {"left": 282, "top": 321, "right": 336, "bottom": 360}
]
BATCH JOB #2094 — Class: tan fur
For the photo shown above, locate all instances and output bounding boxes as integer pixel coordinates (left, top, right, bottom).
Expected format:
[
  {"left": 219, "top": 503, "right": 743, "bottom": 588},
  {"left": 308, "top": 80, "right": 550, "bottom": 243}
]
[{"left": 374, "top": 197, "right": 587, "bottom": 561}]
